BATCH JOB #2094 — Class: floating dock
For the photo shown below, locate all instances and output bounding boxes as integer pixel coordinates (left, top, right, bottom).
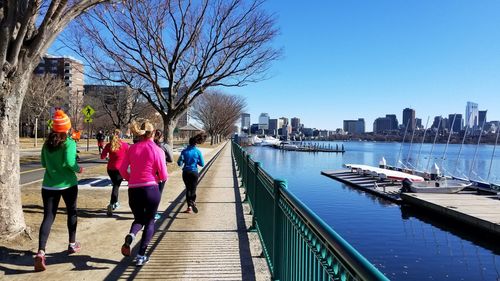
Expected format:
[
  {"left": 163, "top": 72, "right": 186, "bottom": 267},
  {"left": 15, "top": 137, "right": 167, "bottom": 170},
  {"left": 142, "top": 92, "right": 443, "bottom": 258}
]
[
  {"left": 401, "top": 193, "right": 500, "bottom": 235},
  {"left": 274, "top": 142, "right": 345, "bottom": 153},
  {"left": 321, "top": 169, "right": 402, "bottom": 203},
  {"left": 322, "top": 169, "right": 500, "bottom": 235}
]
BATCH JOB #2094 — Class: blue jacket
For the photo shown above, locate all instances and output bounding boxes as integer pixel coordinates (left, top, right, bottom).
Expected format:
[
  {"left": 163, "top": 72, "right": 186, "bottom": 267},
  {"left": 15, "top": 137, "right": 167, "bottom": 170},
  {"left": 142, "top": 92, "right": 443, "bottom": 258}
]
[{"left": 177, "top": 145, "right": 204, "bottom": 172}]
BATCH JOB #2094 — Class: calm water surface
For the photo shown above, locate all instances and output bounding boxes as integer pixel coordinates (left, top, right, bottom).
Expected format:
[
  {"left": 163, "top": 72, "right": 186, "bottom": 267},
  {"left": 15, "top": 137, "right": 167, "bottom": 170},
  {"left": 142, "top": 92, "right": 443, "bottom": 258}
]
[{"left": 245, "top": 141, "right": 500, "bottom": 281}]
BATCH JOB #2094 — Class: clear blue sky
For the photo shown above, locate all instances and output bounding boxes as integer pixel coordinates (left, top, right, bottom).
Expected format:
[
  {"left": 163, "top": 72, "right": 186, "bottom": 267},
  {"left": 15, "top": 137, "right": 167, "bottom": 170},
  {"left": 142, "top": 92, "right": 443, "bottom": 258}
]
[{"left": 229, "top": 0, "right": 500, "bottom": 131}]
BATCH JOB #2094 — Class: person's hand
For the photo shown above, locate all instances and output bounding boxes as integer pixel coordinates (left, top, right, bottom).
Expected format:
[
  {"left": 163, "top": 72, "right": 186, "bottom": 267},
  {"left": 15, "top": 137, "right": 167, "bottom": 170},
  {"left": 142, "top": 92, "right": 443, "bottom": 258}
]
[{"left": 79, "top": 167, "right": 84, "bottom": 173}]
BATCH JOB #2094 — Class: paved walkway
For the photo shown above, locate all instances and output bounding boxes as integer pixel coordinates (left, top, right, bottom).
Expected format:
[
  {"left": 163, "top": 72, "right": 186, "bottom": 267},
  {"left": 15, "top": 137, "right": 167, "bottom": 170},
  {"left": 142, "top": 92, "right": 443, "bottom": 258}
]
[{"left": 109, "top": 143, "right": 270, "bottom": 280}]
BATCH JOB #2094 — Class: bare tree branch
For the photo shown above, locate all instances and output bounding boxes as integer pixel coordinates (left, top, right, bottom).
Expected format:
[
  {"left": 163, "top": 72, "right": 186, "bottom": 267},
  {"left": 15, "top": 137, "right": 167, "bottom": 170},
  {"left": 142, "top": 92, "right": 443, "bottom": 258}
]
[{"left": 69, "top": 0, "right": 280, "bottom": 145}]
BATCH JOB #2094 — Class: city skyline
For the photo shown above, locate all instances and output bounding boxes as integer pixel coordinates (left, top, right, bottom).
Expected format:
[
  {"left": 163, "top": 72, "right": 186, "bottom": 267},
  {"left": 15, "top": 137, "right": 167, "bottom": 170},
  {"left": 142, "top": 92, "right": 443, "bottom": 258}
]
[
  {"left": 242, "top": 101, "right": 493, "bottom": 133},
  {"left": 227, "top": 0, "right": 500, "bottom": 130}
]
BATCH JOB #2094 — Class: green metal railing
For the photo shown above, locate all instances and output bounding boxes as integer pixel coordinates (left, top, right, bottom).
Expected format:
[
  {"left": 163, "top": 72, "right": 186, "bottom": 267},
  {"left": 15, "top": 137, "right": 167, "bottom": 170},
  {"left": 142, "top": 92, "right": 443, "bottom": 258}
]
[{"left": 232, "top": 141, "right": 389, "bottom": 281}]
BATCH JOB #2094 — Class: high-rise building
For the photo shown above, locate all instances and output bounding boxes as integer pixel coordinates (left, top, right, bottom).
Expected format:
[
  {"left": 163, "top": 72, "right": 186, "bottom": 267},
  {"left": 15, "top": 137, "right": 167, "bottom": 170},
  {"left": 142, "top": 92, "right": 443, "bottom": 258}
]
[
  {"left": 241, "top": 113, "right": 251, "bottom": 133},
  {"left": 465, "top": 101, "right": 479, "bottom": 128},
  {"left": 416, "top": 118, "right": 422, "bottom": 129},
  {"left": 402, "top": 108, "right": 416, "bottom": 131},
  {"left": 373, "top": 117, "right": 392, "bottom": 133},
  {"left": 291, "top": 117, "right": 300, "bottom": 132},
  {"left": 268, "top": 119, "right": 278, "bottom": 135},
  {"left": 258, "top": 113, "right": 269, "bottom": 131},
  {"left": 355, "top": 118, "right": 365, "bottom": 134},
  {"left": 34, "top": 56, "right": 84, "bottom": 126},
  {"left": 385, "top": 114, "right": 398, "bottom": 131},
  {"left": 250, "top": 124, "right": 259, "bottom": 135},
  {"left": 343, "top": 120, "right": 358, "bottom": 134},
  {"left": 448, "top": 114, "right": 463, "bottom": 132},
  {"left": 431, "top": 116, "right": 442, "bottom": 130},
  {"left": 479, "top": 110, "right": 487, "bottom": 126}
]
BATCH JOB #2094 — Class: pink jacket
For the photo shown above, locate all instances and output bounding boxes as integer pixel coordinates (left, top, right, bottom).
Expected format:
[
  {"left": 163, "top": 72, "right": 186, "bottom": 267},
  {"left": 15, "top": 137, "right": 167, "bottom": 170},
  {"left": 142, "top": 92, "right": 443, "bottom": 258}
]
[
  {"left": 119, "top": 138, "right": 168, "bottom": 188},
  {"left": 100, "top": 141, "right": 129, "bottom": 170}
]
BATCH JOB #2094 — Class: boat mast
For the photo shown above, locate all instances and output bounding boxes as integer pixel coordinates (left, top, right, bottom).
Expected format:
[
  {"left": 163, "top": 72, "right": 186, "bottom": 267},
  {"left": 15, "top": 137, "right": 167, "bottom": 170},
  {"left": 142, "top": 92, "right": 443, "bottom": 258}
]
[
  {"left": 405, "top": 124, "right": 417, "bottom": 168},
  {"left": 396, "top": 118, "right": 411, "bottom": 168},
  {"left": 453, "top": 113, "right": 473, "bottom": 177},
  {"left": 487, "top": 122, "right": 500, "bottom": 182},
  {"left": 415, "top": 116, "right": 430, "bottom": 171},
  {"left": 440, "top": 114, "right": 457, "bottom": 173},
  {"left": 426, "top": 116, "right": 442, "bottom": 173},
  {"left": 468, "top": 115, "right": 487, "bottom": 179}
]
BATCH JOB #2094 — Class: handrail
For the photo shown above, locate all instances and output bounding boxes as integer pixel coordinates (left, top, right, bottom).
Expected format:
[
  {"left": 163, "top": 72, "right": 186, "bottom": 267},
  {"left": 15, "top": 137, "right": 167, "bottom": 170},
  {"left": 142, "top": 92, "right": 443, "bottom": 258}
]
[{"left": 232, "top": 141, "right": 389, "bottom": 281}]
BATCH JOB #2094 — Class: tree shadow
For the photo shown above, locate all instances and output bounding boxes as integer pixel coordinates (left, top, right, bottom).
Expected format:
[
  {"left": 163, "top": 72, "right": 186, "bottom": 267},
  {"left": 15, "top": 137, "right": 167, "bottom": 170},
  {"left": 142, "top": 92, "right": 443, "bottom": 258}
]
[
  {"left": 22, "top": 204, "right": 133, "bottom": 220},
  {"left": 0, "top": 246, "right": 119, "bottom": 275}
]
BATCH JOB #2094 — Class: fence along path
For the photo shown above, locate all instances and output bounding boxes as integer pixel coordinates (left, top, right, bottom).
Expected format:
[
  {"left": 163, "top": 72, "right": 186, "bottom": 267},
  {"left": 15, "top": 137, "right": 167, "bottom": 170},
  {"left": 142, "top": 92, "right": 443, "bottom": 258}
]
[{"left": 116, "top": 143, "right": 270, "bottom": 280}]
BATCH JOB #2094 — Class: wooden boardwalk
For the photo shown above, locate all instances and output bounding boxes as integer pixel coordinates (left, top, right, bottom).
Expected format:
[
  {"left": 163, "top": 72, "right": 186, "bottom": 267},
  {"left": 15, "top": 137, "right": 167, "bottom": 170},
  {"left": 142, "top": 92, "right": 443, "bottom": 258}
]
[
  {"left": 113, "top": 144, "right": 270, "bottom": 280},
  {"left": 401, "top": 192, "right": 500, "bottom": 235},
  {"left": 321, "top": 169, "right": 403, "bottom": 203}
]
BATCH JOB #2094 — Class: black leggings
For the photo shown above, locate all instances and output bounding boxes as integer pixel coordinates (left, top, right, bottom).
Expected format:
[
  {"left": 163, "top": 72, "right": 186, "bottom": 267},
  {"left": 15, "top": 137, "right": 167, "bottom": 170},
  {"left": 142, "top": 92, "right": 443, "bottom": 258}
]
[
  {"left": 108, "top": 169, "right": 123, "bottom": 204},
  {"left": 38, "top": 185, "right": 78, "bottom": 252},
  {"left": 182, "top": 171, "right": 199, "bottom": 207}
]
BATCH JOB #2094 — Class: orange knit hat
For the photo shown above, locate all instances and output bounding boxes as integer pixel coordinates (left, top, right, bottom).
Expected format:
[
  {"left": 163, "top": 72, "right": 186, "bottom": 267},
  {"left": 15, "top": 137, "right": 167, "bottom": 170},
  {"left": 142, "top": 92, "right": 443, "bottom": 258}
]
[{"left": 52, "top": 109, "right": 72, "bottom": 133}]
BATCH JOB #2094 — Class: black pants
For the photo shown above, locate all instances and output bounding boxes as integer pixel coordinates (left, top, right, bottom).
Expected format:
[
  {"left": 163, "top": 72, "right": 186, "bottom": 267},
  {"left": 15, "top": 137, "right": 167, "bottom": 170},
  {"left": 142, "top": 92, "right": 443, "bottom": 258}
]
[
  {"left": 38, "top": 185, "right": 78, "bottom": 252},
  {"left": 182, "top": 171, "right": 199, "bottom": 207},
  {"left": 128, "top": 186, "right": 161, "bottom": 255},
  {"left": 108, "top": 169, "right": 123, "bottom": 204}
]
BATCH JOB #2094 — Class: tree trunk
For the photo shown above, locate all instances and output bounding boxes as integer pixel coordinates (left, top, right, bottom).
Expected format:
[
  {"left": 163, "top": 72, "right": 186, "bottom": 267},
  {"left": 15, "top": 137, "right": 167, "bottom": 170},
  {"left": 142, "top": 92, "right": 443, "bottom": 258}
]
[
  {"left": 0, "top": 74, "right": 31, "bottom": 238},
  {"left": 163, "top": 116, "right": 178, "bottom": 146}
]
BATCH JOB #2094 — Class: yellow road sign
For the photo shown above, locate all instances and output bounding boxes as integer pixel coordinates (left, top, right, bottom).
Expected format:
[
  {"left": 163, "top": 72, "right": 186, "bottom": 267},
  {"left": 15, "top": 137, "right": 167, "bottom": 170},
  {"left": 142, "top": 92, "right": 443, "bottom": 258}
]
[
  {"left": 84, "top": 117, "right": 93, "bottom": 123},
  {"left": 82, "top": 105, "right": 95, "bottom": 117},
  {"left": 47, "top": 120, "right": 53, "bottom": 128}
]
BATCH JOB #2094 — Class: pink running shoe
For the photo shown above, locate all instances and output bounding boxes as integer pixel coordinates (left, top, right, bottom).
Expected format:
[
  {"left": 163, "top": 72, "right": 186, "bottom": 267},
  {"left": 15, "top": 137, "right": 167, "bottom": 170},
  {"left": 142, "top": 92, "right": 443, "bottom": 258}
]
[
  {"left": 34, "top": 252, "right": 46, "bottom": 272},
  {"left": 68, "top": 242, "right": 81, "bottom": 254}
]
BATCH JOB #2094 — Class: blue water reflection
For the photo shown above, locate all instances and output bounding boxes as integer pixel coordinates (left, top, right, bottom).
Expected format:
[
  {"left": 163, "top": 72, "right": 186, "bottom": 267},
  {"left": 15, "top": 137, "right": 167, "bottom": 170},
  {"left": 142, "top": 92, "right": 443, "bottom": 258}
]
[{"left": 245, "top": 141, "right": 500, "bottom": 281}]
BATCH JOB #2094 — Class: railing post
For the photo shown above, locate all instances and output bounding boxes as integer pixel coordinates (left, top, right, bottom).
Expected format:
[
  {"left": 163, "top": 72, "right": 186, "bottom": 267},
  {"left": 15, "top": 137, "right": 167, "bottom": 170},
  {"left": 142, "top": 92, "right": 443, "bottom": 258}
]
[
  {"left": 272, "top": 179, "right": 287, "bottom": 281},
  {"left": 248, "top": 161, "right": 261, "bottom": 232},
  {"left": 242, "top": 151, "right": 249, "bottom": 203},
  {"left": 244, "top": 154, "right": 251, "bottom": 204}
]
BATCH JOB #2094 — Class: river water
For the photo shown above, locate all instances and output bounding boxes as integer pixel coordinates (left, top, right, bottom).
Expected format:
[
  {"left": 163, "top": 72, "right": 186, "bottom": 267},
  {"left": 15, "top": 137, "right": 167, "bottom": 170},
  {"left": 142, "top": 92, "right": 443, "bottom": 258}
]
[{"left": 244, "top": 141, "right": 500, "bottom": 281}]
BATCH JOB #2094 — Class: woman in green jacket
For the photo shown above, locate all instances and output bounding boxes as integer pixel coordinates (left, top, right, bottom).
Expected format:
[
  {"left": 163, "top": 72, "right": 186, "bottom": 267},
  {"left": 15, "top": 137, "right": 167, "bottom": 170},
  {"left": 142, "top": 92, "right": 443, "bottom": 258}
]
[{"left": 34, "top": 110, "right": 83, "bottom": 272}]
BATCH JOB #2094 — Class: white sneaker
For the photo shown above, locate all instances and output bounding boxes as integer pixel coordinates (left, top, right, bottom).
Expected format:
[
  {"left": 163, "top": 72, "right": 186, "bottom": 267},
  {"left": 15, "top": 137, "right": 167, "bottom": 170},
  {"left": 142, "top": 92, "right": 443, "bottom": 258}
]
[{"left": 136, "top": 255, "right": 149, "bottom": 266}]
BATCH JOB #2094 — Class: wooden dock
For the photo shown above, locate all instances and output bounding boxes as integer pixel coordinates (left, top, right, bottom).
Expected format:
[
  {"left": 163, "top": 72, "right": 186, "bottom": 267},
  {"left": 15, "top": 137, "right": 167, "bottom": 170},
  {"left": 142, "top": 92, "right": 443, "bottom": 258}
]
[
  {"left": 321, "top": 169, "right": 403, "bottom": 203},
  {"left": 401, "top": 193, "right": 500, "bottom": 235}
]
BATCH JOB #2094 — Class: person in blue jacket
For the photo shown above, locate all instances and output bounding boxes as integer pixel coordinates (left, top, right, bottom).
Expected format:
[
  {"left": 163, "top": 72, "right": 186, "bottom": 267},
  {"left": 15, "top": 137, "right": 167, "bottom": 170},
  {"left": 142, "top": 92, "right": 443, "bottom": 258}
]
[{"left": 177, "top": 133, "right": 207, "bottom": 213}]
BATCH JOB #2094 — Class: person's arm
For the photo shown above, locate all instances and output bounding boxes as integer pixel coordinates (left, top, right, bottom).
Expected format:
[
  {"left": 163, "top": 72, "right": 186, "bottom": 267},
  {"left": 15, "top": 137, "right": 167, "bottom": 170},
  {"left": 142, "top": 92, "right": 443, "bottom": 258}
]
[
  {"left": 41, "top": 145, "right": 46, "bottom": 168},
  {"left": 100, "top": 143, "right": 110, "bottom": 159},
  {"left": 119, "top": 151, "right": 130, "bottom": 181},
  {"left": 177, "top": 151, "right": 184, "bottom": 167},
  {"left": 65, "top": 139, "right": 82, "bottom": 173},
  {"left": 197, "top": 149, "right": 205, "bottom": 167},
  {"left": 156, "top": 149, "right": 168, "bottom": 182}
]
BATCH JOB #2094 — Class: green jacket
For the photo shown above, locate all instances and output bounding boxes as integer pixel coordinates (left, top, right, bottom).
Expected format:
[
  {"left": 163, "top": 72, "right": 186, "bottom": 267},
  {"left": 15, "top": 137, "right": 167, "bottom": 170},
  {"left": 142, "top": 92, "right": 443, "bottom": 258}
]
[{"left": 41, "top": 137, "right": 81, "bottom": 188}]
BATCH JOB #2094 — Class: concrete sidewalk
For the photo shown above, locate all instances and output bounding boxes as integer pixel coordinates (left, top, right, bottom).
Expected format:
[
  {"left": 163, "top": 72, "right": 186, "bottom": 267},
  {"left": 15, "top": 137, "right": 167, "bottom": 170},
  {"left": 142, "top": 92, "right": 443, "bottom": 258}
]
[{"left": 109, "top": 143, "right": 270, "bottom": 280}]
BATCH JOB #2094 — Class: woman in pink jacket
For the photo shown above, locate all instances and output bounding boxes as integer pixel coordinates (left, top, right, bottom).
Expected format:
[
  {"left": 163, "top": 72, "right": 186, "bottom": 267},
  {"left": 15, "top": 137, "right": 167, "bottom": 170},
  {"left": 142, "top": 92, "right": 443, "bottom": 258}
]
[
  {"left": 119, "top": 121, "right": 168, "bottom": 266},
  {"left": 101, "top": 129, "right": 129, "bottom": 216}
]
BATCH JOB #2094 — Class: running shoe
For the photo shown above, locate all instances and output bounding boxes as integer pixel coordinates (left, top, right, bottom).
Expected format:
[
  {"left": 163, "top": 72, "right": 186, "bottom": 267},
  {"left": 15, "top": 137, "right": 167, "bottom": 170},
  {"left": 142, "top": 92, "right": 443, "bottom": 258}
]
[
  {"left": 121, "top": 233, "right": 135, "bottom": 256},
  {"left": 107, "top": 204, "right": 113, "bottom": 217},
  {"left": 68, "top": 241, "right": 81, "bottom": 254},
  {"left": 191, "top": 203, "right": 199, "bottom": 214},
  {"left": 113, "top": 202, "right": 120, "bottom": 210},
  {"left": 136, "top": 255, "right": 149, "bottom": 266},
  {"left": 184, "top": 206, "right": 193, "bottom": 214},
  {"left": 154, "top": 213, "right": 161, "bottom": 220},
  {"left": 34, "top": 252, "right": 46, "bottom": 272}
]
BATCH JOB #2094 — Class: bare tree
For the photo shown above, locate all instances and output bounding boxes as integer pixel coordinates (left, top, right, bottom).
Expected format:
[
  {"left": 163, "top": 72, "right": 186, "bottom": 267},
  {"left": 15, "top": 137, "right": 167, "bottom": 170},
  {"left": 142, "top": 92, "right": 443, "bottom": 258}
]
[
  {"left": 20, "top": 74, "right": 67, "bottom": 136},
  {"left": 71, "top": 0, "right": 280, "bottom": 146},
  {"left": 192, "top": 91, "right": 245, "bottom": 145},
  {"left": 0, "top": 1, "right": 109, "bottom": 238},
  {"left": 84, "top": 85, "right": 150, "bottom": 131}
]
